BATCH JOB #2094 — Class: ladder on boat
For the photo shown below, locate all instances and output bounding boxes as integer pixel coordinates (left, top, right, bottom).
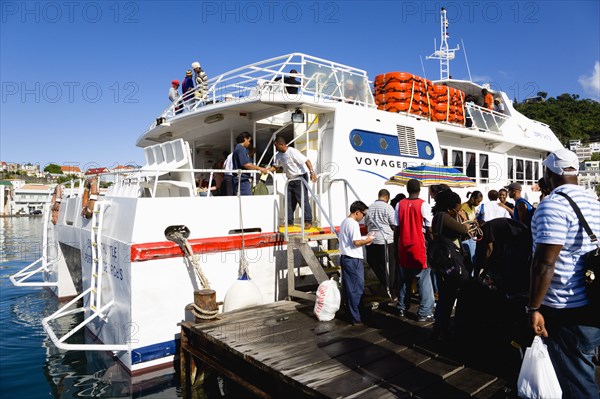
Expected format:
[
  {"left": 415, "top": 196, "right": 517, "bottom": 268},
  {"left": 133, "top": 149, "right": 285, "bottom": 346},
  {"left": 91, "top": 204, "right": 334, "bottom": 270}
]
[
  {"left": 42, "top": 201, "right": 129, "bottom": 352},
  {"left": 286, "top": 177, "right": 392, "bottom": 301},
  {"left": 9, "top": 203, "right": 58, "bottom": 287}
]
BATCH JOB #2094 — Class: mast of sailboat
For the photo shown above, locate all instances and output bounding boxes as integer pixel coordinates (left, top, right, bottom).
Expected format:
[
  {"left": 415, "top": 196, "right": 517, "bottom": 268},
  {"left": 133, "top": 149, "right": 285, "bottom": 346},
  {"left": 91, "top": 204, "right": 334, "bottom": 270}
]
[{"left": 426, "top": 7, "right": 460, "bottom": 81}]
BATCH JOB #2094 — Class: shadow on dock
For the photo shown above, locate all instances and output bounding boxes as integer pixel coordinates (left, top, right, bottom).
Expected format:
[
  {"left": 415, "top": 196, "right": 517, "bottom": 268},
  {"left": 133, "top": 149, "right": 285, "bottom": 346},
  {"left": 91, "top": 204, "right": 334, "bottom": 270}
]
[{"left": 180, "top": 300, "right": 524, "bottom": 398}]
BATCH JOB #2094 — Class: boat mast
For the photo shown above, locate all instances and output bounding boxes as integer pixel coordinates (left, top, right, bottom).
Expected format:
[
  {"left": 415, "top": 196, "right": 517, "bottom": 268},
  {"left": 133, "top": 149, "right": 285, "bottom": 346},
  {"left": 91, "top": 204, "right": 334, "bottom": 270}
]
[{"left": 427, "top": 7, "right": 460, "bottom": 81}]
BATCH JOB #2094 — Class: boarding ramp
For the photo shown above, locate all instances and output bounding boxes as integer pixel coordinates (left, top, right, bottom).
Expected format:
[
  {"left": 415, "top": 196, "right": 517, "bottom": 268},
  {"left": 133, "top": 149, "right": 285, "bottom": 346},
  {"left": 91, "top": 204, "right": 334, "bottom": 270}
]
[{"left": 285, "top": 176, "right": 392, "bottom": 301}]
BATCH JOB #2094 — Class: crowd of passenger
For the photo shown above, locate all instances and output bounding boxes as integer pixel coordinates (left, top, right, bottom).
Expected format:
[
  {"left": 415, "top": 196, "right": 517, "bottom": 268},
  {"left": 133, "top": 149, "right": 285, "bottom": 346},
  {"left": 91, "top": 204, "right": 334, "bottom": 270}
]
[{"left": 338, "top": 148, "right": 599, "bottom": 399}]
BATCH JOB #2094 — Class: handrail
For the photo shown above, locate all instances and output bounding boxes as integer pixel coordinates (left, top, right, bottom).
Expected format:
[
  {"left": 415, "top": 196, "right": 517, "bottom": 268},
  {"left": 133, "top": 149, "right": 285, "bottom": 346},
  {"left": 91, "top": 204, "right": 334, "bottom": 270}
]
[
  {"left": 151, "top": 53, "right": 374, "bottom": 125},
  {"left": 9, "top": 202, "right": 58, "bottom": 287}
]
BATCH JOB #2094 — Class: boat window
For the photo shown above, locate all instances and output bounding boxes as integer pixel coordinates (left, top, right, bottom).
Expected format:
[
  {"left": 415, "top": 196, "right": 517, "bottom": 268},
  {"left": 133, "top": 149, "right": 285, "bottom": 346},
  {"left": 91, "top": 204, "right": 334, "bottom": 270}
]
[
  {"left": 507, "top": 158, "right": 514, "bottom": 181},
  {"left": 479, "top": 154, "right": 489, "bottom": 183},
  {"left": 441, "top": 148, "right": 448, "bottom": 166},
  {"left": 534, "top": 161, "right": 539, "bottom": 181},
  {"left": 352, "top": 133, "right": 363, "bottom": 147},
  {"left": 466, "top": 152, "right": 476, "bottom": 179},
  {"left": 516, "top": 159, "right": 524, "bottom": 183},
  {"left": 452, "top": 150, "right": 463, "bottom": 172},
  {"left": 525, "top": 161, "right": 533, "bottom": 184},
  {"left": 379, "top": 137, "right": 388, "bottom": 150}
]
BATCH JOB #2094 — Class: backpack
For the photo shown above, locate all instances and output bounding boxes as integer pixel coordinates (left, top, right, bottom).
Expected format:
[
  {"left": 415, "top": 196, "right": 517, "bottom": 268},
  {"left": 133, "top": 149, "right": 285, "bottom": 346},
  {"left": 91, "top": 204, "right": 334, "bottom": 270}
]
[{"left": 427, "top": 213, "right": 469, "bottom": 282}]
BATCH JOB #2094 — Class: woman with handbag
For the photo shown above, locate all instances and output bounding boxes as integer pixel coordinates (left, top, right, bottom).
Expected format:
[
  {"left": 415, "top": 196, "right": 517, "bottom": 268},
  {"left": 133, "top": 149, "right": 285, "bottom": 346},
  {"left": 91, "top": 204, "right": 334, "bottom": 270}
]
[{"left": 430, "top": 190, "right": 474, "bottom": 340}]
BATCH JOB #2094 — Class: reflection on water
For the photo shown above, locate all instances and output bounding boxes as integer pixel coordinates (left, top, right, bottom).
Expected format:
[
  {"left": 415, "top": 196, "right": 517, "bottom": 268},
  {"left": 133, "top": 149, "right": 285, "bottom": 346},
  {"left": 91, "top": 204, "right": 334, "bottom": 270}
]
[{"left": 1, "top": 217, "right": 181, "bottom": 398}]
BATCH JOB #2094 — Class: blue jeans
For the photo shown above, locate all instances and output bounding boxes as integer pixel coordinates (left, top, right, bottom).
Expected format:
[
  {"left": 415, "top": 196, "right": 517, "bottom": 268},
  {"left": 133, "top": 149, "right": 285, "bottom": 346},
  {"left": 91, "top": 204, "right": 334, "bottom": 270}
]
[
  {"left": 340, "top": 255, "right": 364, "bottom": 323},
  {"left": 232, "top": 178, "right": 251, "bottom": 196},
  {"left": 287, "top": 174, "right": 312, "bottom": 224},
  {"left": 542, "top": 306, "right": 600, "bottom": 399},
  {"left": 397, "top": 267, "right": 434, "bottom": 318},
  {"left": 461, "top": 238, "right": 476, "bottom": 266}
]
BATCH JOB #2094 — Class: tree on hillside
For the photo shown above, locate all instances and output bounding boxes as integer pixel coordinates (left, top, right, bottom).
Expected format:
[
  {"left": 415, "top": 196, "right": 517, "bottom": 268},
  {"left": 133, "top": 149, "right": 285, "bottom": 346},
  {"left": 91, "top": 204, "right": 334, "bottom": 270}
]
[
  {"left": 514, "top": 93, "right": 600, "bottom": 145},
  {"left": 44, "top": 164, "right": 63, "bottom": 174}
]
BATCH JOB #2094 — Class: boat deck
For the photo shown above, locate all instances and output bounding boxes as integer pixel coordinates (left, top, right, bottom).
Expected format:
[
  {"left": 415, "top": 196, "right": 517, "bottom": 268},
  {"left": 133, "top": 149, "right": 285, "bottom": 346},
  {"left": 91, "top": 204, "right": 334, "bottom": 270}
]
[{"left": 180, "top": 300, "right": 511, "bottom": 398}]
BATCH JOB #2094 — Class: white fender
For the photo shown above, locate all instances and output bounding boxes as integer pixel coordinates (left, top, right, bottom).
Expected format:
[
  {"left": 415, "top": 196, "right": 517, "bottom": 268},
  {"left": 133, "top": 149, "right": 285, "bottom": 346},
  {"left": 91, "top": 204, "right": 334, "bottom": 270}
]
[{"left": 222, "top": 279, "right": 263, "bottom": 312}]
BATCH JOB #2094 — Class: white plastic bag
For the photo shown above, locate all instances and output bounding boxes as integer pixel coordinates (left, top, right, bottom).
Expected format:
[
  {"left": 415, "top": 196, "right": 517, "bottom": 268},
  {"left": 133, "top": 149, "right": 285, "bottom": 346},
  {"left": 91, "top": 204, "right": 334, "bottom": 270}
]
[
  {"left": 314, "top": 278, "right": 341, "bottom": 321},
  {"left": 517, "top": 336, "right": 563, "bottom": 399}
]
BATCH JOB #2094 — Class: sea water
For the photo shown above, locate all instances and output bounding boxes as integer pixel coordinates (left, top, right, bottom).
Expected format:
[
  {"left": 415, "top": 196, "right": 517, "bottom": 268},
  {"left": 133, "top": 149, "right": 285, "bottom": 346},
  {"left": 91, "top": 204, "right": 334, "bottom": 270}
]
[{"left": 0, "top": 217, "right": 181, "bottom": 398}]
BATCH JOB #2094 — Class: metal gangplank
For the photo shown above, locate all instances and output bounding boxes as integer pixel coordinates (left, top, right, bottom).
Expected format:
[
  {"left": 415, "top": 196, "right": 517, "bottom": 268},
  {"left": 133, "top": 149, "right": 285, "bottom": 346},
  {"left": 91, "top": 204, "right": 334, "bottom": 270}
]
[
  {"left": 9, "top": 202, "right": 58, "bottom": 288},
  {"left": 41, "top": 201, "right": 129, "bottom": 352},
  {"left": 285, "top": 177, "right": 392, "bottom": 301}
]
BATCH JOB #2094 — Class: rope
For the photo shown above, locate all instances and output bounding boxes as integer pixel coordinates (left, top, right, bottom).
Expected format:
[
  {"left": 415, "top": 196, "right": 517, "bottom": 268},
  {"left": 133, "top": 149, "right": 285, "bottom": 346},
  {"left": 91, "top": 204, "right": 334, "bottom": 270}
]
[
  {"left": 178, "top": 238, "right": 210, "bottom": 289},
  {"left": 189, "top": 303, "right": 219, "bottom": 320},
  {"left": 237, "top": 171, "right": 251, "bottom": 279}
]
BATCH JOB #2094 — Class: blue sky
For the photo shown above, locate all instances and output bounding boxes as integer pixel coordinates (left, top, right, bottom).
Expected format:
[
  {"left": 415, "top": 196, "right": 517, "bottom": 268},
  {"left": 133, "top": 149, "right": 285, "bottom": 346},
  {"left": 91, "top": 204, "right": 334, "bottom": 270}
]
[{"left": 1, "top": 0, "right": 599, "bottom": 170}]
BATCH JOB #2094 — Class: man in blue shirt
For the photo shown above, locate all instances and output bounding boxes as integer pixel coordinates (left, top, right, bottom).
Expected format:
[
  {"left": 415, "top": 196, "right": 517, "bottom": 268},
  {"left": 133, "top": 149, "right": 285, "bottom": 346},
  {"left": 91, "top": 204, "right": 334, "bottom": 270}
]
[
  {"left": 528, "top": 148, "right": 600, "bottom": 399},
  {"left": 232, "top": 132, "right": 268, "bottom": 196}
]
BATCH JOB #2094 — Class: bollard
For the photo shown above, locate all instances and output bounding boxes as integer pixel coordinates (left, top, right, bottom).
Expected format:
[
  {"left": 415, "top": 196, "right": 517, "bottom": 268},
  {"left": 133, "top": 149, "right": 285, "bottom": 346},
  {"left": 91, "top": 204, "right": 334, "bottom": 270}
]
[{"left": 192, "top": 289, "right": 218, "bottom": 323}]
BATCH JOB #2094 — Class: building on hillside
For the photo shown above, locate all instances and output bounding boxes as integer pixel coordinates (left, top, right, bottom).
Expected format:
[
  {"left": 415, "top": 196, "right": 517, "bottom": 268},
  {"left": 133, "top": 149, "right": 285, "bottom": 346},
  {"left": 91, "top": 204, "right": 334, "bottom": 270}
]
[
  {"left": 589, "top": 142, "right": 600, "bottom": 154},
  {"left": 575, "top": 146, "right": 592, "bottom": 162},
  {"left": 60, "top": 165, "right": 83, "bottom": 178},
  {"left": 569, "top": 140, "right": 581, "bottom": 151},
  {"left": 12, "top": 184, "right": 53, "bottom": 214},
  {"left": 580, "top": 161, "right": 600, "bottom": 194},
  {"left": 0, "top": 181, "right": 14, "bottom": 216}
]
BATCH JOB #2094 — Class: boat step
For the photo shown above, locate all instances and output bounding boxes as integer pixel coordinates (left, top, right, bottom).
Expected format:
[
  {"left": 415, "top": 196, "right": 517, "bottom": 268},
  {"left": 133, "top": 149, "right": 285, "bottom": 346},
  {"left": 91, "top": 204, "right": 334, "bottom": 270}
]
[
  {"left": 312, "top": 249, "right": 340, "bottom": 258},
  {"left": 305, "top": 234, "right": 338, "bottom": 241}
]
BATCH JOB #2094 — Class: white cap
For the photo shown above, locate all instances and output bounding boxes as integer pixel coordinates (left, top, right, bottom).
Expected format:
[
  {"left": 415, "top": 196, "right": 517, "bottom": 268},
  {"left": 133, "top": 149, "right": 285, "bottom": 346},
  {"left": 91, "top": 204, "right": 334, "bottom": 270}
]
[
  {"left": 542, "top": 148, "right": 579, "bottom": 176},
  {"left": 191, "top": 62, "right": 200, "bottom": 69}
]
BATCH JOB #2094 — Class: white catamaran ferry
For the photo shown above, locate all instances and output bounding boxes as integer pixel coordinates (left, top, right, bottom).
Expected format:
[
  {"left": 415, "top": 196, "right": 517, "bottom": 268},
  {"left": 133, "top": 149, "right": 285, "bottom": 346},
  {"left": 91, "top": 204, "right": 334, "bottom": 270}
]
[{"left": 11, "top": 9, "right": 562, "bottom": 380}]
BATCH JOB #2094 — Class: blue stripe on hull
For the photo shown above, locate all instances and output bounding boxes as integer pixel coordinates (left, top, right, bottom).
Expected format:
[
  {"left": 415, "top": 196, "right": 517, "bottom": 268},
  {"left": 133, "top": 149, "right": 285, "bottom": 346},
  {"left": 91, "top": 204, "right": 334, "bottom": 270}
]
[{"left": 132, "top": 340, "right": 177, "bottom": 365}]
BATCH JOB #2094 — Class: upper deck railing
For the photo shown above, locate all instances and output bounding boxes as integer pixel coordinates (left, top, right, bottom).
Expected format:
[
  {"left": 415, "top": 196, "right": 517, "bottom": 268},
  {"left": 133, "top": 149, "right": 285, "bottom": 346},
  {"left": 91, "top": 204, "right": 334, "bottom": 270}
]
[{"left": 154, "top": 53, "right": 375, "bottom": 126}]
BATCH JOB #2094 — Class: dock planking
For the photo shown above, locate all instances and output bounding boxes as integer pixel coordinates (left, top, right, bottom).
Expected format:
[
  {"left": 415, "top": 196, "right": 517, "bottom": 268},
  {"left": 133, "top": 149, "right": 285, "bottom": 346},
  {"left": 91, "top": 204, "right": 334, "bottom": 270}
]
[{"left": 180, "top": 300, "right": 509, "bottom": 398}]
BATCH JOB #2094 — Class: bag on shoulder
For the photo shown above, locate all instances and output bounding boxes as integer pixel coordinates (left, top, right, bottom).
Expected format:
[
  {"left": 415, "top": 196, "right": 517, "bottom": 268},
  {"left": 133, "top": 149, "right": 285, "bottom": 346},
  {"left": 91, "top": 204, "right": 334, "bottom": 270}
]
[
  {"left": 427, "top": 213, "right": 469, "bottom": 282},
  {"left": 556, "top": 192, "right": 600, "bottom": 306}
]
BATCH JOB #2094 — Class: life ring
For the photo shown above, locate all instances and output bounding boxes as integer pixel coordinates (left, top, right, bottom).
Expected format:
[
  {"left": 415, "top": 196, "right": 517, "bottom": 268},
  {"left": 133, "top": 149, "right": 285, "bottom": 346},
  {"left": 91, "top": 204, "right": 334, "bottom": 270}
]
[
  {"left": 384, "top": 101, "right": 410, "bottom": 113},
  {"left": 81, "top": 178, "right": 99, "bottom": 219},
  {"left": 50, "top": 185, "right": 63, "bottom": 225},
  {"left": 383, "top": 82, "right": 414, "bottom": 93}
]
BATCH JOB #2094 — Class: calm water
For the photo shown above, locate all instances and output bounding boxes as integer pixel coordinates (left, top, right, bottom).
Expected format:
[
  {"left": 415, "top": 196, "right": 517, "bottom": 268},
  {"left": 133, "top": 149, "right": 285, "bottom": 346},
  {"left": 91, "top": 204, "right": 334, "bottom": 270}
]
[{"left": 0, "top": 217, "right": 180, "bottom": 398}]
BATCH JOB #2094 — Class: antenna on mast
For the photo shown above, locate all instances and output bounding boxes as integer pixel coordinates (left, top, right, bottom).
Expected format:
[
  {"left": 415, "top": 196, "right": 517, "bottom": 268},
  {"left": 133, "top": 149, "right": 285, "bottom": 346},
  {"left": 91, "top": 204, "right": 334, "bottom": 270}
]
[{"left": 426, "top": 7, "right": 460, "bottom": 81}]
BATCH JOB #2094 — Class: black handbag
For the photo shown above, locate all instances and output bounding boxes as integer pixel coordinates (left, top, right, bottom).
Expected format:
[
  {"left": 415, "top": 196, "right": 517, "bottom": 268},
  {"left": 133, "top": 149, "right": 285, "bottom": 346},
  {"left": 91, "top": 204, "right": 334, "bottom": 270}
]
[
  {"left": 555, "top": 192, "right": 600, "bottom": 304},
  {"left": 428, "top": 213, "right": 469, "bottom": 282}
]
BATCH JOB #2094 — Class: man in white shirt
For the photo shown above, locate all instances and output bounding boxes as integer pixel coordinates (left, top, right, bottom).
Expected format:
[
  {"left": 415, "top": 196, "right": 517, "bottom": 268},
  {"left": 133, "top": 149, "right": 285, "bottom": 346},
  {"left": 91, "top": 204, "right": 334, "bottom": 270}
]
[
  {"left": 339, "top": 201, "right": 373, "bottom": 326},
  {"left": 478, "top": 190, "right": 510, "bottom": 222},
  {"left": 268, "top": 135, "right": 317, "bottom": 229}
]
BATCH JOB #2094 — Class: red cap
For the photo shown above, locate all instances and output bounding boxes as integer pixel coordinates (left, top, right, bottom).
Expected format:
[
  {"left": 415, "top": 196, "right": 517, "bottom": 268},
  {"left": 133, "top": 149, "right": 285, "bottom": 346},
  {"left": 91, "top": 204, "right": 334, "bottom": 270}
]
[{"left": 172, "top": 80, "right": 180, "bottom": 86}]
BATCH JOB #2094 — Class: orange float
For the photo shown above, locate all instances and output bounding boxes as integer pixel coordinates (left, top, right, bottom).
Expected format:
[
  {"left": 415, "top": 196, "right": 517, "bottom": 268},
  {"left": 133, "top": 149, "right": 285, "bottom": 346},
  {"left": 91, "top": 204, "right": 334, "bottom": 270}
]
[
  {"left": 81, "top": 178, "right": 99, "bottom": 219},
  {"left": 50, "top": 185, "right": 63, "bottom": 225}
]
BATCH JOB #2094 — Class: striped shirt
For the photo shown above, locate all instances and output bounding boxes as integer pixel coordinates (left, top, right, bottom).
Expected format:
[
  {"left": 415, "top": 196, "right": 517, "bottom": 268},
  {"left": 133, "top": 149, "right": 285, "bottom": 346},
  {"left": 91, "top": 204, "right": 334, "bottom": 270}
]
[
  {"left": 532, "top": 184, "right": 600, "bottom": 308},
  {"left": 364, "top": 200, "right": 396, "bottom": 245}
]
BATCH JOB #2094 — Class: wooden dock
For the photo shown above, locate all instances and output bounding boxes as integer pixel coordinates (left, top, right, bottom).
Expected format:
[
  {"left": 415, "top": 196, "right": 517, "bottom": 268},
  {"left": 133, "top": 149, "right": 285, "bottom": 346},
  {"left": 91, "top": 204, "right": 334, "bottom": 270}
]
[{"left": 180, "top": 300, "right": 510, "bottom": 398}]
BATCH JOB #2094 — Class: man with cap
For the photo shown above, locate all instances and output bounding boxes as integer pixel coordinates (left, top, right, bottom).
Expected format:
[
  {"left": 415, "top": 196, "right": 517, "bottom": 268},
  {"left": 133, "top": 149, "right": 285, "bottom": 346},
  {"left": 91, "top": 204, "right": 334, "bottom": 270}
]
[
  {"left": 528, "top": 147, "right": 600, "bottom": 399},
  {"left": 169, "top": 80, "right": 183, "bottom": 115},
  {"left": 182, "top": 70, "right": 195, "bottom": 109},
  {"left": 192, "top": 61, "right": 208, "bottom": 102},
  {"left": 505, "top": 182, "right": 534, "bottom": 228}
]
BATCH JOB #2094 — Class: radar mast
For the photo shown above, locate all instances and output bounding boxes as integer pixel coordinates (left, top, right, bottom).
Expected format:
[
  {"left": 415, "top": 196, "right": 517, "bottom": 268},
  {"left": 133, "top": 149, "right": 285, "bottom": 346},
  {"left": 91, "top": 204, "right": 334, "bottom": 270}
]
[{"left": 426, "top": 7, "right": 460, "bottom": 81}]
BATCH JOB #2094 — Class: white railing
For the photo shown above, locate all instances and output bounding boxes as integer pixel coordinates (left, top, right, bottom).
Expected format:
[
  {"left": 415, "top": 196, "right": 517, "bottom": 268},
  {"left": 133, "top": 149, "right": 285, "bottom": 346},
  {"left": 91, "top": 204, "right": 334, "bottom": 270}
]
[
  {"left": 152, "top": 53, "right": 375, "bottom": 126},
  {"left": 104, "top": 168, "right": 278, "bottom": 199},
  {"left": 466, "top": 103, "right": 509, "bottom": 134},
  {"left": 9, "top": 202, "right": 58, "bottom": 287}
]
